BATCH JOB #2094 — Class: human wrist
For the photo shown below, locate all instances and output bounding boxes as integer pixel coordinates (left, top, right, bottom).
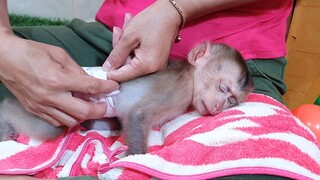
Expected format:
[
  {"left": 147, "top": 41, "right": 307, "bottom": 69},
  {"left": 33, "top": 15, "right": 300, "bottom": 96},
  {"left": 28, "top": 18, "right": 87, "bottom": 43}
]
[
  {"left": 0, "top": 1, "right": 13, "bottom": 37},
  {"left": 171, "top": 0, "right": 211, "bottom": 22},
  {"left": 0, "top": 25, "right": 14, "bottom": 46},
  {"left": 168, "top": 0, "right": 185, "bottom": 42},
  {"left": 0, "top": 32, "right": 16, "bottom": 81},
  {"left": 170, "top": 0, "right": 195, "bottom": 22},
  {"left": 155, "top": 0, "right": 182, "bottom": 42},
  {"left": 165, "top": 0, "right": 199, "bottom": 42},
  {"left": 0, "top": 27, "right": 13, "bottom": 36},
  {"left": 0, "top": 31, "right": 15, "bottom": 54}
]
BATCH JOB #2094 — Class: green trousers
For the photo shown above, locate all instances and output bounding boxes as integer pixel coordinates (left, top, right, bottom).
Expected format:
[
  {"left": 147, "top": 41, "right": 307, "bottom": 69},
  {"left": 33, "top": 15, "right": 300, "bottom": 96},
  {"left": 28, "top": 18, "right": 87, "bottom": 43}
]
[{"left": 0, "top": 19, "right": 288, "bottom": 180}]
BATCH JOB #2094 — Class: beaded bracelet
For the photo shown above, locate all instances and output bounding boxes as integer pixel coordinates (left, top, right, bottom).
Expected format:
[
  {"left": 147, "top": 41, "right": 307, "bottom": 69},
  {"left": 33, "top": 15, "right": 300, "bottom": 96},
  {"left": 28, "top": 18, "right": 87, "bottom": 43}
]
[{"left": 169, "top": 0, "right": 186, "bottom": 43}]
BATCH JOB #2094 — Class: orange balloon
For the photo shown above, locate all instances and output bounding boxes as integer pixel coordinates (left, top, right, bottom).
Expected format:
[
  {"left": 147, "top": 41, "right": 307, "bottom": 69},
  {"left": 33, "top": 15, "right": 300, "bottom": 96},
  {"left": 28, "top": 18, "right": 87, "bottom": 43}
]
[{"left": 292, "top": 104, "right": 320, "bottom": 140}]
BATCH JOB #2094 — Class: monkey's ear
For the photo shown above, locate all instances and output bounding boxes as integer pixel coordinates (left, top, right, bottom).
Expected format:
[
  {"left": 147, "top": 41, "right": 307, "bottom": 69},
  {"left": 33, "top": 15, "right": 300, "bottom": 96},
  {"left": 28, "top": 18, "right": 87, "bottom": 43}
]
[{"left": 187, "top": 42, "right": 209, "bottom": 65}]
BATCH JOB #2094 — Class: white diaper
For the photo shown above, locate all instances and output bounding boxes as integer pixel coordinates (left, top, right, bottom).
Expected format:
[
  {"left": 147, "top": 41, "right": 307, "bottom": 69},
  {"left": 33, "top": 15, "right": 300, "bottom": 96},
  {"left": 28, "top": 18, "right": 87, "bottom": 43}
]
[{"left": 82, "top": 67, "right": 119, "bottom": 117}]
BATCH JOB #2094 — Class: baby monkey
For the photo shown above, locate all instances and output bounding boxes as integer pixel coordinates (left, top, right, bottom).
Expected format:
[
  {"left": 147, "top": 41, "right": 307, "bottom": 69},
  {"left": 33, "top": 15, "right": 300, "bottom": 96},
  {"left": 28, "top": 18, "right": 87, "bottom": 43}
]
[{"left": 0, "top": 42, "right": 254, "bottom": 155}]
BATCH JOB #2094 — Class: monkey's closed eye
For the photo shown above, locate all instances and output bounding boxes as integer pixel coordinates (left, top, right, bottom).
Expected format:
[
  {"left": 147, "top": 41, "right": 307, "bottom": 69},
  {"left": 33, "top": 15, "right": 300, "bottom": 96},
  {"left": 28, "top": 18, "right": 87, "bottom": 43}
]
[
  {"left": 227, "top": 96, "right": 237, "bottom": 106},
  {"left": 219, "top": 83, "right": 228, "bottom": 93}
]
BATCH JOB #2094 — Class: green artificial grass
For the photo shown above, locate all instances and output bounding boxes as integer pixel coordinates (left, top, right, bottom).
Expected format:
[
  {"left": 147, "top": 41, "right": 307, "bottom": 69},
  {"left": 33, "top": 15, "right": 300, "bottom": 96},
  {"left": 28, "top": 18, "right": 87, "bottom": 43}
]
[{"left": 9, "top": 14, "right": 69, "bottom": 26}]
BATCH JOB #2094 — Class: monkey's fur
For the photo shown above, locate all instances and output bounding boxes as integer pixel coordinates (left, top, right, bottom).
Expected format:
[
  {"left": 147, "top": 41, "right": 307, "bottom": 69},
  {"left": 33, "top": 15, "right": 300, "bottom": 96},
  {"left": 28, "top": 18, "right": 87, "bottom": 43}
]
[
  {"left": 0, "top": 97, "right": 65, "bottom": 141},
  {"left": 0, "top": 42, "right": 254, "bottom": 155}
]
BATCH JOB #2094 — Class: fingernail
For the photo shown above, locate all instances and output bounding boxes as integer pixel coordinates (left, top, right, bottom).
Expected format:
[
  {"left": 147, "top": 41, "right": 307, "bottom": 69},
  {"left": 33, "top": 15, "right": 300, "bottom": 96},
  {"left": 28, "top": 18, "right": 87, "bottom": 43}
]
[
  {"left": 103, "top": 61, "right": 112, "bottom": 71},
  {"left": 125, "top": 13, "right": 132, "bottom": 19},
  {"left": 113, "top": 26, "right": 121, "bottom": 33}
]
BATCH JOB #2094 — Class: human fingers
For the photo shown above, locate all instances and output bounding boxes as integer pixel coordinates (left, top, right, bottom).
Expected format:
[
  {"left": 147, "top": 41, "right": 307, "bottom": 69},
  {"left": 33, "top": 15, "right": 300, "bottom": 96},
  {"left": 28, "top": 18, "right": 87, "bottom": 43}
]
[
  {"left": 31, "top": 95, "right": 107, "bottom": 127},
  {"left": 102, "top": 36, "right": 138, "bottom": 71},
  {"left": 12, "top": 91, "right": 76, "bottom": 127},
  {"left": 123, "top": 13, "right": 133, "bottom": 29},
  {"left": 51, "top": 94, "right": 109, "bottom": 123},
  {"left": 62, "top": 73, "right": 119, "bottom": 95},
  {"left": 107, "top": 64, "right": 142, "bottom": 82},
  {"left": 15, "top": 90, "right": 79, "bottom": 127},
  {"left": 107, "top": 56, "right": 158, "bottom": 82},
  {"left": 109, "top": 14, "right": 133, "bottom": 67},
  {"left": 11, "top": 78, "right": 109, "bottom": 127},
  {"left": 52, "top": 47, "right": 118, "bottom": 93},
  {"left": 112, "top": 26, "right": 122, "bottom": 48},
  {"left": 1, "top": 72, "right": 67, "bottom": 127},
  {"left": 103, "top": 13, "right": 139, "bottom": 72},
  {"left": 44, "top": 106, "right": 80, "bottom": 127},
  {"left": 34, "top": 109, "right": 77, "bottom": 128}
]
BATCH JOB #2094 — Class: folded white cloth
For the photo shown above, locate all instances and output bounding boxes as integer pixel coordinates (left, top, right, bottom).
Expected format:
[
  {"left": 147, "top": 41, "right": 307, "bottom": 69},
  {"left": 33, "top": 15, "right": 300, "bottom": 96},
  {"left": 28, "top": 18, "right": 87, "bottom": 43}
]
[{"left": 82, "top": 67, "right": 119, "bottom": 117}]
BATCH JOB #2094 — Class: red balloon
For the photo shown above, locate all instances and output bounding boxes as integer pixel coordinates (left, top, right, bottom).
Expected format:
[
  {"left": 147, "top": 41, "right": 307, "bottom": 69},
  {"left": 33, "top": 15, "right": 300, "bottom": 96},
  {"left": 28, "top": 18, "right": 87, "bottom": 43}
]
[{"left": 292, "top": 104, "right": 320, "bottom": 140}]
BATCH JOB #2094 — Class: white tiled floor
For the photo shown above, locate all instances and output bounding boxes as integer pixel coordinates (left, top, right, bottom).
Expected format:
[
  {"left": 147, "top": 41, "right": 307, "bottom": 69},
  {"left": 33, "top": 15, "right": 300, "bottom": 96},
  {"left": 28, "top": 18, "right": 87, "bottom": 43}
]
[{"left": 8, "top": 0, "right": 104, "bottom": 21}]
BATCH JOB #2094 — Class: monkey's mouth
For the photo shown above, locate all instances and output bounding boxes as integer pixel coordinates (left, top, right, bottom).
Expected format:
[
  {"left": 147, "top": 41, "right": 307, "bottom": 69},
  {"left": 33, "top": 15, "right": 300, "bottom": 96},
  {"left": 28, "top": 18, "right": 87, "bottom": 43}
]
[
  {"left": 199, "top": 101, "right": 210, "bottom": 115},
  {"left": 200, "top": 100, "right": 221, "bottom": 115},
  {"left": 199, "top": 101, "right": 215, "bottom": 115}
]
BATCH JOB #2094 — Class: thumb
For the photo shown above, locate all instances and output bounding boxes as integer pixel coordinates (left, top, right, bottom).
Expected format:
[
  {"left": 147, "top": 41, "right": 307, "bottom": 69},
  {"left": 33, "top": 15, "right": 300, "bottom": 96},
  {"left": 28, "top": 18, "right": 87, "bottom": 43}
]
[
  {"left": 103, "top": 40, "right": 133, "bottom": 71},
  {"left": 112, "top": 26, "right": 122, "bottom": 48},
  {"left": 104, "top": 27, "right": 125, "bottom": 71},
  {"left": 107, "top": 57, "right": 146, "bottom": 82},
  {"left": 123, "top": 13, "right": 133, "bottom": 29}
]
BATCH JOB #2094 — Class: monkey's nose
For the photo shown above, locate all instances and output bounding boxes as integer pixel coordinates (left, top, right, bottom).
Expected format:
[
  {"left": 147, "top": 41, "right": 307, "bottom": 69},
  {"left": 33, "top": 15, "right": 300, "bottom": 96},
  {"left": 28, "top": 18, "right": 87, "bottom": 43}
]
[
  {"left": 206, "top": 103, "right": 221, "bottom": 115},
  {"left": 215, "top": 102, "right": 222, "bottom": 111}
]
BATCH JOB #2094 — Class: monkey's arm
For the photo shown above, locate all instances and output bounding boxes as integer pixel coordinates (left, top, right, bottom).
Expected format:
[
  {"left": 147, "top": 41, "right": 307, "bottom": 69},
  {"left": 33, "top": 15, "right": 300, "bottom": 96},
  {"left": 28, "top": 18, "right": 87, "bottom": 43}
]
[{"left": 123, "top": 93, "right": 192, "bottom": 155}]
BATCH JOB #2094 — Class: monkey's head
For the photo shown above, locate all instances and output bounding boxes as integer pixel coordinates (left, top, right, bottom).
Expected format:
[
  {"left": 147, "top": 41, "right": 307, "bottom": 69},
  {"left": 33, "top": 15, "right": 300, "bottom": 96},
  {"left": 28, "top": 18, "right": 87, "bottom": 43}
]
[{"left": 188, "top": 42, "right": 254, "bottom": 115}]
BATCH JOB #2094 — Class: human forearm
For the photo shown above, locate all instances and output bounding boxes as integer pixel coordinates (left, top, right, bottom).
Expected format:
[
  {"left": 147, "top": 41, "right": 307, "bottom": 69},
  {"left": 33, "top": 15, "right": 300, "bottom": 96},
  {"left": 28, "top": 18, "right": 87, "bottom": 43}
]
[
  {"left": 0, "top": 0, "right": 13, "bottom": 78},
  {"left": 0, "top": 0, "right": 13, "bottom": 36},
  {"left": 0, "top": 0, "right": 13, "bottom": 83}
]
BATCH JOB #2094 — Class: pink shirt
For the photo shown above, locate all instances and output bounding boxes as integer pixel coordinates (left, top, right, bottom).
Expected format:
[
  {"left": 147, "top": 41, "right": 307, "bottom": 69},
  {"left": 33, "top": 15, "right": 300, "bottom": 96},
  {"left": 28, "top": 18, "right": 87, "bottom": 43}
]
[{"left": 96, "top": 0, "right": 293, "bottom": 60}]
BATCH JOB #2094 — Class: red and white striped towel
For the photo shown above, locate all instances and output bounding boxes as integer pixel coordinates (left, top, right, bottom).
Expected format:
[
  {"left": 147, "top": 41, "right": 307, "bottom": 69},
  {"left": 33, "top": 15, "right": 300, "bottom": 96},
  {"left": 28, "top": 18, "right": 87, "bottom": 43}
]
[{"left": 0, "top": 93, "right": 319, "bottom": 179}]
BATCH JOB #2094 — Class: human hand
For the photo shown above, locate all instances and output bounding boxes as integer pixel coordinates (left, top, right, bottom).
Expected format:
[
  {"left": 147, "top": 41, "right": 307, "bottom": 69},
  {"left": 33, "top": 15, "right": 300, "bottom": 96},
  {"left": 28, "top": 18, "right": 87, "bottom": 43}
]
[
  {"left": 0, "top": 35, "right": 119, "bottom": 127},
  {"left": 103, "top": 0, "right": 182, "bottom": 82}
]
